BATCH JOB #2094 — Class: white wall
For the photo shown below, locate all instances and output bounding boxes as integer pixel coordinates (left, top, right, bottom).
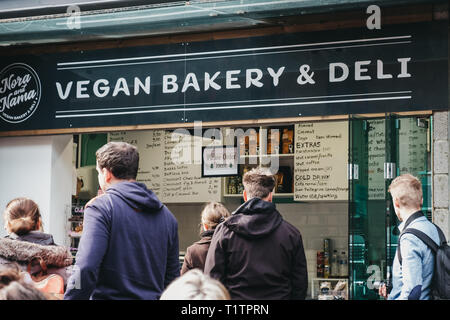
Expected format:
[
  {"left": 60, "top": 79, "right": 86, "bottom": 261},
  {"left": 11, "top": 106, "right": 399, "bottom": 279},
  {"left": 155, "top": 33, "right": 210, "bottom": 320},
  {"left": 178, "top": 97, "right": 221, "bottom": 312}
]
[
  {"left": 0, "top": 135, "right": 73, "bottom": 245},
  {"left": 49, "top": 135, "right": 74, "bottom": 246}
]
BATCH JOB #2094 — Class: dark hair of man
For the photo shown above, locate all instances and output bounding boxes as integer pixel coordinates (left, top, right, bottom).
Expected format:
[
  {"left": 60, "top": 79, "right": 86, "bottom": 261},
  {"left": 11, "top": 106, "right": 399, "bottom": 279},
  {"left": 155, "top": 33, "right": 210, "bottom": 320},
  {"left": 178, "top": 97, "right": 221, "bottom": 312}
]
[
  {"left": 242, "top": 167, "right": 276, "bottom": 199},
  {"left": 96, "top": 142, "right": 139, "bottom": 180}
]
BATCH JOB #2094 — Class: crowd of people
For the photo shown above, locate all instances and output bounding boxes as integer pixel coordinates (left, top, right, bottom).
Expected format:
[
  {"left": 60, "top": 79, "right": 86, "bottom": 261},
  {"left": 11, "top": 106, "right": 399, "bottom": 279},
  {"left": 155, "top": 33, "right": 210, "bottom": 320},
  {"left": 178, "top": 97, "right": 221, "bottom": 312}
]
[{"left": 0, "top": 141, "right": 444, "bottom": 300}]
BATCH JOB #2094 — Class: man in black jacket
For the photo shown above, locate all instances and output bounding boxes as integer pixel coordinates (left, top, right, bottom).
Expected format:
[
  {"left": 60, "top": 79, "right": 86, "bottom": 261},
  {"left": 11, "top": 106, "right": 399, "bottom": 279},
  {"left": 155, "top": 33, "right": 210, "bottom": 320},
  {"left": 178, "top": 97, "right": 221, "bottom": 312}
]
[{"left": 204, "top": 167, "right": 308, "bottom": 300}]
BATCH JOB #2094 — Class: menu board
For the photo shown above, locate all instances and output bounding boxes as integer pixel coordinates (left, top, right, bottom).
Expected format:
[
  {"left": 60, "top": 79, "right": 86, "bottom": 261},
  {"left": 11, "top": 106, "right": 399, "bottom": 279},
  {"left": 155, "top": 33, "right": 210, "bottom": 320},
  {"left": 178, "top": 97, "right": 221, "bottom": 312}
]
[
  {"left": 294, "top": 121, "right": 349, "bottom": 201},
  {"left": 398, "top": 118, "right": 428, "bottom": 176},
  {"left": 108, "top": 130, "right": 164, "bottom": 197},
  {"left": 108, "top": 130, "right": 221, "bottom": 203},
  {"left": 367, "top": 118, "right": 428, "bottom": 200},
  {"left": 367, "top": 119, "right": 386, "bottom": 200}
]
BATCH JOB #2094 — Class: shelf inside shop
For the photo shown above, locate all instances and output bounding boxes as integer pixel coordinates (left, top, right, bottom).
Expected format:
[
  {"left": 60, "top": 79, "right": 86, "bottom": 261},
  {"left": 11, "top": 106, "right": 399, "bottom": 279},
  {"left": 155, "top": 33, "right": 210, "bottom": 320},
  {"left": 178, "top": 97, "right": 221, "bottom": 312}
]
[
  {"left": 68, "top": 231, "right": 82, "bottom": 238},
  {"left": 313, "top": 277, "right": 349, "bottom": 280},
  {"left": 223, "top": 194, "right": 243, "bottom": 198},
  {"left": 68, "top": 217, "right": 83, "bottom": 222},
  {"left": 272, "top": 193, "right": 294, "bottom": 197},
  {"left": 223, "top": 193, "right": 294, "bottom": 198},
  {"left": 239, "top": 153, "right": 294, "bottom": 158}
]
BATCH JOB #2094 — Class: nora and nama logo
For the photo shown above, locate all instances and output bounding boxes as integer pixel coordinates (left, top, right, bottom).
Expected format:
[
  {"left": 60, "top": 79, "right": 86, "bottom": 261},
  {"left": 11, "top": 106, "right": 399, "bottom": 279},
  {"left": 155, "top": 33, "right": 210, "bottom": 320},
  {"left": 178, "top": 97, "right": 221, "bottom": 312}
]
[{"left": 0, "top": 63, "right": 41, "bottom": 123}]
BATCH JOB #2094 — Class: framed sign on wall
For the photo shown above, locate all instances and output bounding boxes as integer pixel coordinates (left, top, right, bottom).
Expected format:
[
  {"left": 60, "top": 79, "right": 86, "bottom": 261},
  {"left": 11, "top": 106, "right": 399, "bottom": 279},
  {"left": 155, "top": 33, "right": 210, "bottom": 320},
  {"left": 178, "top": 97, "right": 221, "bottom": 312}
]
[{"left": 202, "top": 146, "right": 239, "bottom": 178}]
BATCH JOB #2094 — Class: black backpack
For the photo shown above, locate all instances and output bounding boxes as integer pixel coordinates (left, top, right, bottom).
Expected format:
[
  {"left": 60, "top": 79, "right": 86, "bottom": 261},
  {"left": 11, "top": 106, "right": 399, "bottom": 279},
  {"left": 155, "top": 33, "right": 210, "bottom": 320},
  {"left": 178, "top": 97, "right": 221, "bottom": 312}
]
[{"left": 398, "top": 216, "right": 450, "bottom": 300}]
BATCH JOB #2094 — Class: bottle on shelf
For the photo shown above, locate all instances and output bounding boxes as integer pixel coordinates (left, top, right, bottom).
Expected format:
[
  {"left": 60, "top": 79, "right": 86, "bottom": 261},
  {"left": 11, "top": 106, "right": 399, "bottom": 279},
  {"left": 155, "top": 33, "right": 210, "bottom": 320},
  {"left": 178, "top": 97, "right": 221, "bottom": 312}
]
[
  {"left": 339, "top": 251, "right": 348, "bottom": 277},
  {"left": 268, "top": 128, "right": 280, "bottom": 154},
  {"left": 227, "top": 177, "right": 238, "bottom": 194},
  {"left": 316, "top": 251, "right": 324, "bottom": 278},
  {"left": 249, "top": 129, "right": 259, "bottom": 156},
  {"left": 274, "top": 171, "right": 285, "bottom": 193},
  {"left": 282, "top": 128, "right": 294, "bottom": 154},
  {"left": 331, "top": 250, "right": 339, "bottom": 277},
  {"left": 237, "top": 181, "right": 244, "bottom": 194},
  {"left": 231, "top": 177, "right": 237, "bottom": 194},
  {"left": 323, "top": 238, "right": 330, "bottom": 278},
  {"left": 239, "top": 135, "right": 248, "bottom": 156},
  {"left": 324, "top": 263, "right": 330, "bottom": 279}
]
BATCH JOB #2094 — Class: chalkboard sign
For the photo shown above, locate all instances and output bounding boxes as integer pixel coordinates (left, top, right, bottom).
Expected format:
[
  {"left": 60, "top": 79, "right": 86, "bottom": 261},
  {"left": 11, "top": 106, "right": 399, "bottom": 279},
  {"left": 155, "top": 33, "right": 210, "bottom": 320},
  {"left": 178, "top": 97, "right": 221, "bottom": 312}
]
[
  {"left": 108, "top": 129, "right": 221, "bottom": 203},
  {"left": 294, "top": 121, "right": 349, "bottom": 201}
]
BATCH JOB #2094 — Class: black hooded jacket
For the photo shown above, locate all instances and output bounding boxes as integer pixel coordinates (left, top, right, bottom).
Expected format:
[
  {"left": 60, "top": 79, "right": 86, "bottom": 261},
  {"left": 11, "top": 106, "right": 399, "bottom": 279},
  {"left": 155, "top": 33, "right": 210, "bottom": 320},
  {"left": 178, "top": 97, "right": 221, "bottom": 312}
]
[{"left": 204, "top": 198, "right": 308, "bottom": 300}]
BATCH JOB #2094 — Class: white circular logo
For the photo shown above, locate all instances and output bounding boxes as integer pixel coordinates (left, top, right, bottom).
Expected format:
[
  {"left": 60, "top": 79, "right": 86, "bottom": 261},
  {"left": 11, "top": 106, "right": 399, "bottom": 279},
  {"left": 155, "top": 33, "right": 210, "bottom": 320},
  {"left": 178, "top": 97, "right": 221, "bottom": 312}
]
[{"left": 0, "top": 63, "right": 41, "bottom": 123}]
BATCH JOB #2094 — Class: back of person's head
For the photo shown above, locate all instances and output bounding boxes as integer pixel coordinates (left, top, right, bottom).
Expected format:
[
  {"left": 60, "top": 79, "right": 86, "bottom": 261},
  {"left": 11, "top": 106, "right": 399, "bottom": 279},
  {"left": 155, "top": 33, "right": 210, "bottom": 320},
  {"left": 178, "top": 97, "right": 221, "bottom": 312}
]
[
  {"left": 160, "top": 269, "right": 230, "bottom": 300},
  {"left": 388, "top": 174, "right": 423, "bottom": 210},
  {"left": 243, "top": 167, "right": 276, "bottom": 199},
  {"left": 0, "top": 263, "right": 47, "bottom": 300},
  {"left": 96, "top": 141, "right": 139, "bottom": 180},
  {"left": 200, "top": 202, "right": 230, "bottom": 233},
  {"left": 3, "top": 197, "right": 42, "bottom": 236}
]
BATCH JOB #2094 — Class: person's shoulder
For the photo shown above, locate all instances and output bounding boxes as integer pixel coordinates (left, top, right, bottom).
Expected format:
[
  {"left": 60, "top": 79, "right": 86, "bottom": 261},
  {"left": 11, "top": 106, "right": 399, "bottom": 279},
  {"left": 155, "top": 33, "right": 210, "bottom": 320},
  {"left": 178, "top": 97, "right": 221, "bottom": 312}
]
[
  {"left": 400, "top": 232, "right": 426, "bottom": 251},
  {"left": 160, "top": 205, "right": 178, "bottom": 224},
  {"left": 280, "top": 219, "right": 302, "bottom": 237},
  {"left": 186, "top": 241, "right": 204, "bottom": 253},
  {"left": 85, "top": 193, "right": 108, "bottom": 208},
  {"left": 209, "top": 222, "right": 231, "bottom": 241},
  {"left": 215, "top": 220, "right": 231, "bottom": 234},
  {"left": 84, "top": 194, "right": 113, "bottom": 217},
  {"left": 406, "top": 218, "right": 440, "bottom": 243}
]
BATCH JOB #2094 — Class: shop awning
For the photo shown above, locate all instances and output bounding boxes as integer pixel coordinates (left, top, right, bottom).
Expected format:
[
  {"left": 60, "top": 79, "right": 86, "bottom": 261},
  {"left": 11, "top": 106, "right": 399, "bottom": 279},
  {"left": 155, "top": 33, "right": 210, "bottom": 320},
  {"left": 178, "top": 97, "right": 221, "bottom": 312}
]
[{"left": 0, "top": 0, "right": 445, "bottom": 47}]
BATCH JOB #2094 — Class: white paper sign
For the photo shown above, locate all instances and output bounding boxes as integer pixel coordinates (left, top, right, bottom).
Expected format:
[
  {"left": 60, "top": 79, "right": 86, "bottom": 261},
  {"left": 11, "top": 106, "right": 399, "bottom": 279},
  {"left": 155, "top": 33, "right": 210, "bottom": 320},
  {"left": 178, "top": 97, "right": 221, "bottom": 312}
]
[{"left": 202, "top": 146, "right": 238, "bottom": 177}]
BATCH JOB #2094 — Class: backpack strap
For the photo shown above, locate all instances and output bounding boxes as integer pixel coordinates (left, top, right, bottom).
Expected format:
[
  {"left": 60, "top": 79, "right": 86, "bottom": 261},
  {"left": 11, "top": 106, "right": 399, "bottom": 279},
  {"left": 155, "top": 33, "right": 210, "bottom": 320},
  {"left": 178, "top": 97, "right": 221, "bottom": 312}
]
[
  {"left": 398, "top": 228, "right": 439, "bottom": 265},
  {"left": 396, "top": 211, "right": 425, "bottom": 265},
  {"left": 431, "top": 223, "right": 448, "bottom": 246}
]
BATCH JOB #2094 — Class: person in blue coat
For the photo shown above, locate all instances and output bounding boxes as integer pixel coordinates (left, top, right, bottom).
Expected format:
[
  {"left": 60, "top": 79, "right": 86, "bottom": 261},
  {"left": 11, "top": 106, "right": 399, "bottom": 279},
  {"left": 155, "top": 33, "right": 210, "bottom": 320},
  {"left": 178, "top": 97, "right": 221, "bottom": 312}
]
[
  {"left": 379, "top": 174, "right": 440, "bottom": 300},
  {"left": 64, "top": 142, "right": 179, "bottom": 300}
]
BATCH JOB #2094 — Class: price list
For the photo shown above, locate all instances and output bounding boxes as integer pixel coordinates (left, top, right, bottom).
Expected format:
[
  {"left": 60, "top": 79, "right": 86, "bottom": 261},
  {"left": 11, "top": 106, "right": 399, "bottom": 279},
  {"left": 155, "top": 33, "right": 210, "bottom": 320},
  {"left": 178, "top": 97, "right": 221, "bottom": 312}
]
[
  {"left": 294, "top": 122, "right": 349, "bottom": 201},
  {"left": 108, "top": 130, "right": 220, "bottom": 203}
]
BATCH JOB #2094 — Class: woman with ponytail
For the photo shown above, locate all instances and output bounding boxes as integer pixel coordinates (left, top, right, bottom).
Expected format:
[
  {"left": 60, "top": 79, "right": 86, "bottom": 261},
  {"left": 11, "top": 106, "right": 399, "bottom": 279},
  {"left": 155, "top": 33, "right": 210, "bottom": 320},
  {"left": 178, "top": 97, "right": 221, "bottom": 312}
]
[
  {"left": 0, "top": 198, "right": 73, "bottom": 290},
  {"left": 3, "top": 198, "right": 43, "bottom": 241},
  {"left": 181, "top": 202, "right": 230, "bottom": 275}
]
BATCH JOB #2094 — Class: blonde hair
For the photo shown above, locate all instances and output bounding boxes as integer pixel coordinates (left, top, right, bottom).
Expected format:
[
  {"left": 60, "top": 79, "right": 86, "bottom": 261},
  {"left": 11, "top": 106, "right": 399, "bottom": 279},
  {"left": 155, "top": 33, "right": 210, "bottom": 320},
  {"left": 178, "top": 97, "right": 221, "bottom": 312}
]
[
  {"left": 3, "top": 198, "right": 42, "bottom": 236},
  {"left": 200, "top": 202, "right": 230, "bottom": 233},
  {"left": 160, "top": 269, "right": 230, "bottom": 300},
  {"left": 243, "top": 167, "right": 276, "bottom": 199},
  {"left": 388, "top": 174, "right": 423, "bottom": 209}
]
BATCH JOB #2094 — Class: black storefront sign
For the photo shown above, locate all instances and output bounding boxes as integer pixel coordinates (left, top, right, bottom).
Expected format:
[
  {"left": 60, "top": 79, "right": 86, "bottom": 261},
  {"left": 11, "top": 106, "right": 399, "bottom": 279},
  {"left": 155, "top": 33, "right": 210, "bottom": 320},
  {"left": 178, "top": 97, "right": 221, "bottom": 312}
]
[{"left": 0, "top": 21, "right": 447, "bottom": 132}]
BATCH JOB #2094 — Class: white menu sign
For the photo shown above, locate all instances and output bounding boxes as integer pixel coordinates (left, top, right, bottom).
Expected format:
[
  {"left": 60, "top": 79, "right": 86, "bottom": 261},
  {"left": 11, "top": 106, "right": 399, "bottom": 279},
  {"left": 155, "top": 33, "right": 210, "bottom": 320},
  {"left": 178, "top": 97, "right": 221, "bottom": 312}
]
[
  {"left": 294, "top": 121, "right": 349, "bottom": 201},
  {"left": 202, "top": 146, "right": 238, "bottom": 177},
  {"left": 108, "top": 130, "right": 221, "bottom": 203}
]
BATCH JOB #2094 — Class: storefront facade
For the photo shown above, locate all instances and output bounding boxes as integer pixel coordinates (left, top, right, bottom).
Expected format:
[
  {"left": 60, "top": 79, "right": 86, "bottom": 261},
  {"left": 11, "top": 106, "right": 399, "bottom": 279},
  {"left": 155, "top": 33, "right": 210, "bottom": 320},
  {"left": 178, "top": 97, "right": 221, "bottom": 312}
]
[{"left": 0, "top": 0, "right": 448, "bottom": 300}]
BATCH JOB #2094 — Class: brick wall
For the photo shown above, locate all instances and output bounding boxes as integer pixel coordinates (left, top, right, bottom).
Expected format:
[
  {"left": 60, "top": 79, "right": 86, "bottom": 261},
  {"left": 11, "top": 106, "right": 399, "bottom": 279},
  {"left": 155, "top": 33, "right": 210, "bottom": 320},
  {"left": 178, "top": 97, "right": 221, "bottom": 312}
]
[{"left": 432, "top": 111, "right": 449, "bottom": 239}]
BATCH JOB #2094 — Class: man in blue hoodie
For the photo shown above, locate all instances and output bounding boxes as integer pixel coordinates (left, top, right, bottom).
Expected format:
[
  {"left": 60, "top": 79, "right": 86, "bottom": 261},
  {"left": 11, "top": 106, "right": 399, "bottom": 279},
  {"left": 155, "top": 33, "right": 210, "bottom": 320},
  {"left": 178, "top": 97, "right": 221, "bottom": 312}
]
[{"left": 64, "top": 142, "right": 179, "bottom": 300}]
